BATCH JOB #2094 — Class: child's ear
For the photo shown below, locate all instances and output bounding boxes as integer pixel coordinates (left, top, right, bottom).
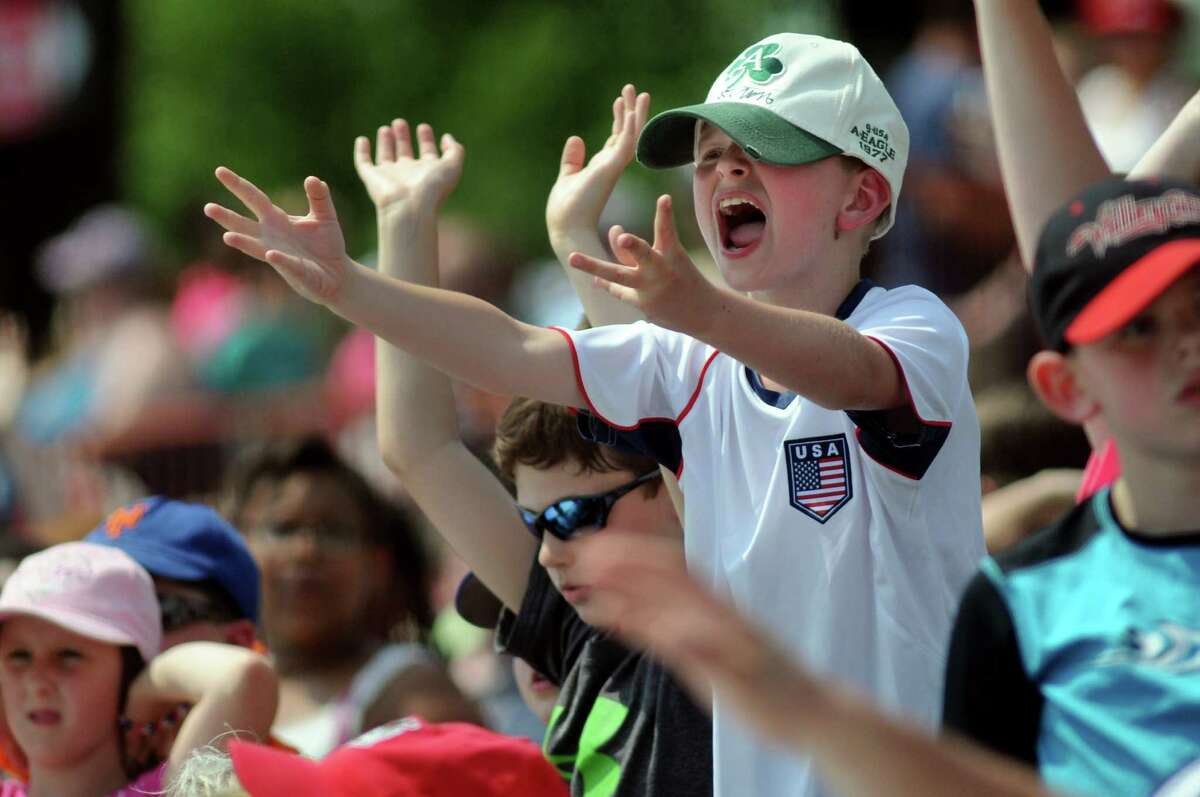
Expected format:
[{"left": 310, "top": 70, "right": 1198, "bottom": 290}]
[
  {"left": 223, "top": 619, "right": 258, "bottom": 648},
  {"left": 837, "top": 167, "right": 890, "bottom": 233},
  {"left": 1027, "top": 350, "right": 1098, "bottom": 425}
]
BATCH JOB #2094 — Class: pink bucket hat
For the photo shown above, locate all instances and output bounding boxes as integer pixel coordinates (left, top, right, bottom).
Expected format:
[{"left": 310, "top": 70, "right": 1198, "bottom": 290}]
[{"left": 0, "top": 542, "right": 162, "bottom": 661}]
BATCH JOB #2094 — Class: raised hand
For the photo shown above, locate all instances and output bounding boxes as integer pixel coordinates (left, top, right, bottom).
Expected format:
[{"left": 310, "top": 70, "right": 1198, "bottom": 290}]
[
  {"left": 568, "top": 194, "right": 719, "bottom": 335},
  {"left": 355, "top": 119, "right": 464, "bottom": 215},
  {"left": 546, "top": 84, "right": 650, "bottom": 243},
  {"left": 205, "top": 167, "right": 352, "bottom": 305}
]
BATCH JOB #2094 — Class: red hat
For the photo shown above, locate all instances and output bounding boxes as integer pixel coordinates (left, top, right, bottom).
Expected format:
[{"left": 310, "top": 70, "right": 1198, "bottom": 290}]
[
  {"left": 230, "top": 718, "right": 568, "bottom": 797},
  {"left": 1076, "top": 0, "right": 1180, "bottom": 35}
]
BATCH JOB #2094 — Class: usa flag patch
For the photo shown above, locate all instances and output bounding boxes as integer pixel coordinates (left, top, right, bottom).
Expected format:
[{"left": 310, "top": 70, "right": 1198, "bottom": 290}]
[{"left": 785, "top": 434, "right": 852, "bottom": 523}]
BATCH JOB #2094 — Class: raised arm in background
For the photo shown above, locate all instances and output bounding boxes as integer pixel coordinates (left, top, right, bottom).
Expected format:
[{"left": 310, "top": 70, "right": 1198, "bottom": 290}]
[
  {"left": 359, "top": 119, "right": 537, "bottom": 613},
  {"left": 1130, "top": 89, "right": 1200, "bottom": 181},
  {"left": 973, "top": 0, "right": 1110, "bottom": 269}
]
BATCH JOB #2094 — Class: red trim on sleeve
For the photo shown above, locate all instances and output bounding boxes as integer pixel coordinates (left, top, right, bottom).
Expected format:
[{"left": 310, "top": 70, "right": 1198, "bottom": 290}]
[
  {"left": 548, "top": 327, "right": 723, "bottom": 481},
  {"left": 548, "top": 326, "right": 674, "bottom": 430},
  {"left": 865, "top": 335, "right": 952, "bottom": 427},
  {"left": 675, "top": 350, "right": 721, "bottom": 426}
]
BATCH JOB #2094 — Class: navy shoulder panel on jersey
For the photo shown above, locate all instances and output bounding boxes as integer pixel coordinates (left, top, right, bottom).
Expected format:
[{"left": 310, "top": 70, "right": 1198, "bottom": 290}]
[
  {"left": 576, "top": 411, "right": 683, "bottom": 475},
  {"left": 993, "top": 497, "right": 1104, "bottom": 576},
  {"left": 846, "top": 406, "right": 951, "bottom": 479}
]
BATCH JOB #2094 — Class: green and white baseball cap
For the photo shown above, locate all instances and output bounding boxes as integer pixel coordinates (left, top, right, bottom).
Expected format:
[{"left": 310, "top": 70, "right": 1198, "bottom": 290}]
[{"left": 637, "top": 33, "right": 909, "bottom": 237}]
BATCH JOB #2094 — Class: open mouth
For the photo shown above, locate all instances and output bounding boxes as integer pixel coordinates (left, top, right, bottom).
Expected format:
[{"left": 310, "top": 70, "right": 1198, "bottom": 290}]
[
  {"left": 717, "top": 195, "right": 767, "bottom": 255},
  {"left": 528, "top": 670, "right": 556, "bottom": 693},
  {"left": 1178, "top": 381, "right": 1200, "bottom": 403}
]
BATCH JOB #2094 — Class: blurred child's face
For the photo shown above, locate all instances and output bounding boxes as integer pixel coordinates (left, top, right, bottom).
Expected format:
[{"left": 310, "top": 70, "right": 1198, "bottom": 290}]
[
  {"left": 512, "top": 658, "right": 558, "bottom": 724},
  {"left": 0, "top": 617, "right": 122, "bottom": 768},
  {"left": 517, "top": 462, "right": 681, "bottom": 627},
  {"left": 1071, "top": 270, "right": 1200, "bottom": 458},
  {"left": 249, "top": 472, "right": 386, "bottom": 656},
  {"left": 692, "top": 124, "right": 857, "bottom": 296}
]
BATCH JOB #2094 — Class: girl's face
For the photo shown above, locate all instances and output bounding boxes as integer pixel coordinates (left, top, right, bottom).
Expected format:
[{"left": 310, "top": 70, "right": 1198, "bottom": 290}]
[{"left": 0, "top": 616, "right": 123, "bottom": 768}]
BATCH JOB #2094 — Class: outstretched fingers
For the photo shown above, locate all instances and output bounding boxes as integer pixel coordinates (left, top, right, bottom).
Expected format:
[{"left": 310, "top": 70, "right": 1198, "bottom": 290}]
[
  {"left": 634, "top": 90, "right": 650, "bottom": 132},
  {"left": 440, "top": 132, "right": 465, "bottom": 168},
  {"left": 203, "top": 203, "right": 259, "bottom": 237},
  {"left": 353, "top": 136, "right": 373, "bottom": 178},
  {"left": 416, "top": 123, "right": 438, "bottom": 159},
  {"left": 303, "top": 176, "right": 338, "bottom": 222},
  {"left": 559, "top": 135, "right": 586, "bottom": 177},
  {"left": 221, "top": 231, "right": 269, "bottom": 263},
  {"left": 568, "top": 251, "right": 640, "bottom": 287},
  {"left": 376, "top": 125, "right": 397, "bottom": 164},
  {"left": 651, "top": 194, "right": 680, "bottom": 253},
  {"left": 391, "top": 118, "right": 413, "bottom": 159},
  {"left": 215, "top": 167, "right": 276, "bottom": 219}
]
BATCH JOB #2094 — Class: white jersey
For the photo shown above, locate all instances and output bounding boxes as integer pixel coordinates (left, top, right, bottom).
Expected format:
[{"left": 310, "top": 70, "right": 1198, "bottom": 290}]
[{"left": 557, "top": 281, "right": 984, "bottom": 797}]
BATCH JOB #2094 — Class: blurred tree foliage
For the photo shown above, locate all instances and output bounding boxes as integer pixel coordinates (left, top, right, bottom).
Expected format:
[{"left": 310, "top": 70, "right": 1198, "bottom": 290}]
[{"left": 124, "top": 0, "right": 836, "bottom": 263}]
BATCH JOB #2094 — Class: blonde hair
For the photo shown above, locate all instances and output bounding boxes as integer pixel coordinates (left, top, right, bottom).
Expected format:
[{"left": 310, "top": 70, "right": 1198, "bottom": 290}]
[{"left": 163, "top": 738, "right": 249, "bottom": 797}]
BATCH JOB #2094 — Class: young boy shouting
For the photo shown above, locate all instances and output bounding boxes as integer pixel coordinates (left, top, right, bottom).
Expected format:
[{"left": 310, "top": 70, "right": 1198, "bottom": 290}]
[
  {"left": 942, "top": 177, "right": 1200, "bottom": 796},
  {"left": 207, "top": 33, "right": 983, "bottom": 796}
]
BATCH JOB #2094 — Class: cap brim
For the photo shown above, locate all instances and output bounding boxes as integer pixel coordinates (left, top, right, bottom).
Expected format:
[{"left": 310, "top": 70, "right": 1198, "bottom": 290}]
[
  {"left": 637, "top": 102, "right": 842, "bottom": 169},
  {"left": 454, "top": 573, "right": 504, "bottom": 630},
  {"left": 1066, "top": 239, "right": 1200, "bottom": 345},
  {"left": 231, "top": 739, "right": 329, "bottom": 797}
]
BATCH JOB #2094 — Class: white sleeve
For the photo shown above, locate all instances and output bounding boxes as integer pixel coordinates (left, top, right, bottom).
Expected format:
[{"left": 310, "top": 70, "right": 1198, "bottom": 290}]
[
  {"left": 552, "top": 322, "right": 719, "bottom": 427},
  {"left": 856, "top": 287, "right": 968, "bottom": 425},
  {"left": 846, "top": 287, "right": 970, "bottom": 480}
]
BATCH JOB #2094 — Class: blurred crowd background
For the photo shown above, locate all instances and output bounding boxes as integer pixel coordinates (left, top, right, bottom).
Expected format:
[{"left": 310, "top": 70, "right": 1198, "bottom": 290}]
[{"left": 1, "top": 0, "right": 1198, "bottom": 745}]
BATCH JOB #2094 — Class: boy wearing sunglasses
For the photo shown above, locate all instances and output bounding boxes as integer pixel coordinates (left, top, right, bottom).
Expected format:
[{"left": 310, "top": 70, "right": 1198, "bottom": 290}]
[{"left": 356, "top": 120, "right": 711, "bottom": 795}]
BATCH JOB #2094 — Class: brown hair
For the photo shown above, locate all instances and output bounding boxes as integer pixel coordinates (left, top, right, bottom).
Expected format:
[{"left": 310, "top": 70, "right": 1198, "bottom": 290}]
[{"left": 493, "top": 398, "right": 661, "bottom": 496}]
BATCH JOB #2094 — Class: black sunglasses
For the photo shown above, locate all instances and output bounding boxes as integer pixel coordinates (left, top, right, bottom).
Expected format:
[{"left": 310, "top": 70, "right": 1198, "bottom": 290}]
[
  {"left": 519, "top": 470, "right": 662, "bottom": 541},
  {"left": 157, "top": 591, "right": 242, "bottom": 634}
]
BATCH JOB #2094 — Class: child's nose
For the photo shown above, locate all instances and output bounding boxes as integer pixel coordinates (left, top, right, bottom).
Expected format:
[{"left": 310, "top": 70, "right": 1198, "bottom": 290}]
[
  {"left": 717, "top": 144, "right": 751, "bottom": 179},
  {"left": 26, "top": 670, "right": 53, "bottom": 698},
  {"left": 537, "top": 535, "right": 571, "bottom": 569}
]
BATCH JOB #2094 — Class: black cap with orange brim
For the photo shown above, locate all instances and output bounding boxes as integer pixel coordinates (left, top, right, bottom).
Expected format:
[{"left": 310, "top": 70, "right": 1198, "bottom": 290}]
[{"left": 1031, "top": 178, "right": 1200, "bottom": 350}]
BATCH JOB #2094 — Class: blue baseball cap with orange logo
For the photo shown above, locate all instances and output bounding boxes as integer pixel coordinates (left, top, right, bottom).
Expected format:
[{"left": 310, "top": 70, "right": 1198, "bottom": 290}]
[{"left": 86, "top": 496, "right": 260, "bottom": 623}]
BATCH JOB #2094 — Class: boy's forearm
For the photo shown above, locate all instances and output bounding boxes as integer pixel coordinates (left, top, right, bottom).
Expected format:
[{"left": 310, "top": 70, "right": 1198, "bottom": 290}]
[
  {"left": 331, "top": 257, "right": 583, "bottom": 408},
  {"left": 371, "top": 206, "right": 536, "bottom": 614},
  {"left": 374, "top": 207, "right": 462, "bottom": 473},
  {"left": 974, "top": 0, "right": 1109, "bottom": 269},
  {"left": 550, "top": 227, "right": 645, "bottom": 326},
  {"left": 794, "top": 681, "right": 1051, "bottom": 797},
  {"left": 700, "top": 290, "right": 902, "bottom": 411}
]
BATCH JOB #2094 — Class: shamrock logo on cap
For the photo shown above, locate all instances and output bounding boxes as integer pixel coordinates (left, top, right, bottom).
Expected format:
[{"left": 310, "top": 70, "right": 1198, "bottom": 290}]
[{"left": 724, "top": 42, "right": 785, "bottom": 87}]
